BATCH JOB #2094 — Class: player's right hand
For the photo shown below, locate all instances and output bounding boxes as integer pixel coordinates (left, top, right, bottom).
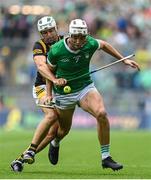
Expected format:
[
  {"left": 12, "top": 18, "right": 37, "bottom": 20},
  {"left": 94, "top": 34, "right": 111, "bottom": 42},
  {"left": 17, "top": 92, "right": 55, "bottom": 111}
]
[{"left": 53, "top": 78, "right": 67, "bottom": 86}]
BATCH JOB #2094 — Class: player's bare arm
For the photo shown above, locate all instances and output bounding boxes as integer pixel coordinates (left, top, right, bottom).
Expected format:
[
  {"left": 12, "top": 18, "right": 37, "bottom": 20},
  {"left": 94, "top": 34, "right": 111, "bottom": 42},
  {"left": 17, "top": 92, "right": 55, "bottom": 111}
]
[
  {"left": 47, "top": 63, "right": 67, "bottom": 86},
  {"left": 34, "top": 55, "right": 57, "bottom": 82},
  {"left": 34, "top": 55, "right": 67, "bottom": 85},
  {"left": 99, "top": 40, "right": 140, "bottom": 71}
]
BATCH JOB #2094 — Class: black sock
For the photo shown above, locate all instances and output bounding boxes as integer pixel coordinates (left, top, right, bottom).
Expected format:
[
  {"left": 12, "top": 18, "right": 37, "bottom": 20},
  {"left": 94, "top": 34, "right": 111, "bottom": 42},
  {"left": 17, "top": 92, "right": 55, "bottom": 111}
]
[{"left": 28, "top": 143, "right": 38, "bottom": 152}]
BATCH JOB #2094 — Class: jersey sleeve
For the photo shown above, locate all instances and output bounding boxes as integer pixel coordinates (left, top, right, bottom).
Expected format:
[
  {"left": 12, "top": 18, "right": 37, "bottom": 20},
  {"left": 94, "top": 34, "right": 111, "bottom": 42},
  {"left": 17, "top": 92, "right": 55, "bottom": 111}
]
[
  {"left": 47, "top": 48, "right": 57, "bottom": 67},
  {"left": 87, "top": 36, "right": 100, "bottom": 51},
  {"left": 33, "top": 42, "right": 46, "bottom": 57},
  {"left": 95, "top": 39, "right": 102, "bottom": 50}
]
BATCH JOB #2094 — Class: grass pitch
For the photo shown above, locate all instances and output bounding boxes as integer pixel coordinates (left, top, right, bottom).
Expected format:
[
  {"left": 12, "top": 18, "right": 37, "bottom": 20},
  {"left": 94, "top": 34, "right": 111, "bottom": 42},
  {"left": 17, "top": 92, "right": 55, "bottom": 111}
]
[{"left": 0, "top": 129, "right": 151, "bottom": 179}]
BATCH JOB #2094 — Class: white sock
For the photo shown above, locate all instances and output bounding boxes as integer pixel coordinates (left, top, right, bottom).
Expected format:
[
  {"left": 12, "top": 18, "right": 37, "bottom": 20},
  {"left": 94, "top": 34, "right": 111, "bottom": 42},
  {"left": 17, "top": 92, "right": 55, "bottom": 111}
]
[
  {"left": 101, "top": 144, "right": 110, "bottom": 160},
  {"left": 51, "top": 138, "right": 60, "bottom": 147},
  {"left": 102, "top": 152, "right": 110, "bottom": 160}
]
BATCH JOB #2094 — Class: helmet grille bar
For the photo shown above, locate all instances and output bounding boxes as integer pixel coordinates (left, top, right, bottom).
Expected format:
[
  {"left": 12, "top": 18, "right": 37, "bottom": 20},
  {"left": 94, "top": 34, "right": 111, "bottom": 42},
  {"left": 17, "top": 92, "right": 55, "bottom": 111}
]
[{"left": 71, "top": 27, "right": 87, "bottom": 29}]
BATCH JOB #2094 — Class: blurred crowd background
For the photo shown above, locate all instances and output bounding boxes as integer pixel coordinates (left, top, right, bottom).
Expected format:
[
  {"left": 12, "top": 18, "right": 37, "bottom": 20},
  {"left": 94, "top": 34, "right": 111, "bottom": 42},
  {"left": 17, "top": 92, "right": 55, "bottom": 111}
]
[{"left": 0, "top": 0, "right": 151, "bottom": 130}]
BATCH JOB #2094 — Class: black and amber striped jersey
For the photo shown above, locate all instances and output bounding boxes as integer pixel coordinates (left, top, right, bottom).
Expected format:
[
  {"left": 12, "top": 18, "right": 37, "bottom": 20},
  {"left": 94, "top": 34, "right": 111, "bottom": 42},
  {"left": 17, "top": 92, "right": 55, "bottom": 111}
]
[{"left": 33, "top": 36, "right": 63, "bottom": 86}]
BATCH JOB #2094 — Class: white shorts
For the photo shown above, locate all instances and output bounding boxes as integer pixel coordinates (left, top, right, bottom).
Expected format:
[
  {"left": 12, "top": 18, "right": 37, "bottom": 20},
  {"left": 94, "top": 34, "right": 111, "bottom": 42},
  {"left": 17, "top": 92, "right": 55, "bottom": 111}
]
[
  {"left": 54, "top": 83, "right": 97, "bottom": 110},
  {"left": 32, "top": 85, "right": 46, "bottom": 105}
]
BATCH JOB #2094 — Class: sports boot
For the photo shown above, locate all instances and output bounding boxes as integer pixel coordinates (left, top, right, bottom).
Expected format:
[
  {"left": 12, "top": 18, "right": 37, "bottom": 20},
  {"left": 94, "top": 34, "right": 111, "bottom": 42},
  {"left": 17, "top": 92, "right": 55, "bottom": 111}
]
[
  {"left": 48, "top": 143, "right": 59, "bottom": 165},
  {"left": 102, "top": 156, "right": 123, "bottom": 171},
  {"left": 10, "top": 159, "right": 24, "bottom": 172},
  {"left": 23, "top": 150, "right": 35, "bottom": 164}
]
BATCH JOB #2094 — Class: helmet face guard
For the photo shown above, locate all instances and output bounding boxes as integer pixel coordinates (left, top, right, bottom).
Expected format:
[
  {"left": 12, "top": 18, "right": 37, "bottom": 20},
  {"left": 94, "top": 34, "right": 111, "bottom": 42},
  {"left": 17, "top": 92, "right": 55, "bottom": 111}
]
[
  {"left": 69, "top": 19, "right": 88, "bottom": 36},
  {"left": 37, "top": 16, "right": 57, "bottom": 32}
]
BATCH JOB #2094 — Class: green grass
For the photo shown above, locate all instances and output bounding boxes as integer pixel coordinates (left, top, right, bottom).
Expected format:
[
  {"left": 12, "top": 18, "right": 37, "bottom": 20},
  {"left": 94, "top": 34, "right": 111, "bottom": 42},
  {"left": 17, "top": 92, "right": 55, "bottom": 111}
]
[{"left": 0, "top": 129, "right": 151, "bottom": 179}]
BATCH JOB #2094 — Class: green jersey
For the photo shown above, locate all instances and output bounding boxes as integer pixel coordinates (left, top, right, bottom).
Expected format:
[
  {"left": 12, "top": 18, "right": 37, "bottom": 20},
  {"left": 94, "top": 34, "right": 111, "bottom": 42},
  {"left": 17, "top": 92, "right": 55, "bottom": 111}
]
[{"left": 47, "top": 35, "right": 100, "bottom": 94}]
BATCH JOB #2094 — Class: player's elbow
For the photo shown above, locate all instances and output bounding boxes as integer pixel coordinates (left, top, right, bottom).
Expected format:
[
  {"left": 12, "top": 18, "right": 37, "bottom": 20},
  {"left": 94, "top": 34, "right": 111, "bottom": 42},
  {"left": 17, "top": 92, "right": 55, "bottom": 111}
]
[{"left": 101, "top": 41, "right": 112, "bottom": 51}]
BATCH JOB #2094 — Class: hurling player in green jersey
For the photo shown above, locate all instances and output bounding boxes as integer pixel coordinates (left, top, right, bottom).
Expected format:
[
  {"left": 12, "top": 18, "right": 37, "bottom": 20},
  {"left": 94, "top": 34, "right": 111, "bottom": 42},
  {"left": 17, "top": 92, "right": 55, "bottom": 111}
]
[{"left": 46, "top": 19, "right": 140, "bottom": 171}]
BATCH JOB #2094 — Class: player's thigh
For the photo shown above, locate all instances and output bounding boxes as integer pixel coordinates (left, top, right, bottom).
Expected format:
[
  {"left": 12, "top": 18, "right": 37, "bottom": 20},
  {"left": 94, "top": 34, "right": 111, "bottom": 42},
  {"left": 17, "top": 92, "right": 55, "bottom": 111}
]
[
  {"left": 79, "top": 90, "right": 106, "bottom": 116},
  {"left": 56, "top": 108, "right": 75, "bottom": 130},
  {"left": 42, "top": 108, "right": 58, "bottom": 122}
]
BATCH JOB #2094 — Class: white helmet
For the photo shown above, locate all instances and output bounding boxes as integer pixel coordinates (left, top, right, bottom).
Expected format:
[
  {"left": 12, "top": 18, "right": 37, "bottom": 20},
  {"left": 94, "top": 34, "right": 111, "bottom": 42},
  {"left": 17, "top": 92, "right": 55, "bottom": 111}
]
[
  {"left": 69, "top": 19, "right": 88, "bottom": 35},
  {"left": 37, "top": 16, "right": 57, "bottom": 32}
]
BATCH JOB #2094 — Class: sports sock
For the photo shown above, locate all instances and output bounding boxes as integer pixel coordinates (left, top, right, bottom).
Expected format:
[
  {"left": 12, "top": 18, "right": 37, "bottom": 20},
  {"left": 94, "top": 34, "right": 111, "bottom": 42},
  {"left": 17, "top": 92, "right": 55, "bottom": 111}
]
[
  {"left": 22, "top": 143, "right": 38, "bottom": 155},
  {"left": 28, "top": 143, "right": 38, "bottom": 152},
  {"left": 51, "top": 137, "right": 60, "bottom": 147},
  {"left": 101, "top": 144, "right": 110, "bottom": 160}
]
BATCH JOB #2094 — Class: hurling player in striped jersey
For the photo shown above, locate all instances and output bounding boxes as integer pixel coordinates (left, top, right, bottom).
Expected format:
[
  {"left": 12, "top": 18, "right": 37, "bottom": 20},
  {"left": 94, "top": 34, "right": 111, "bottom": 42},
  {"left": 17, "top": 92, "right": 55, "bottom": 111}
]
[{"left": 10, "top": 16, "right": 66, "bottom": 172}]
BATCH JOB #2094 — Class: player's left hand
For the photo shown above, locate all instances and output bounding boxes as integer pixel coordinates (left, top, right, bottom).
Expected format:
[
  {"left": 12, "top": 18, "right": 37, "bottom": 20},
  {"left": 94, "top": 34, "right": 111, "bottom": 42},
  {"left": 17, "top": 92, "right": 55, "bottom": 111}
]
[
  {"left": 39, "top": 95, "right": 53, "bottom": 105},
  {"left": 123, "top": 59, "right": 140, "bottom": 71},
  {"left": 44, "top": 95, "right": 53, "bottom": 105}
]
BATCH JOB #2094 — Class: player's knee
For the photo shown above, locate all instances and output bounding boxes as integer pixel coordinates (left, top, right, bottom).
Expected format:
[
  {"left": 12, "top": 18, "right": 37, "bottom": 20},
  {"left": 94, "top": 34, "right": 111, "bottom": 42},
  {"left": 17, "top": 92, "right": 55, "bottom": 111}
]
[{"left": 96, "top": 110, "right": 107, "bottom": 122}]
